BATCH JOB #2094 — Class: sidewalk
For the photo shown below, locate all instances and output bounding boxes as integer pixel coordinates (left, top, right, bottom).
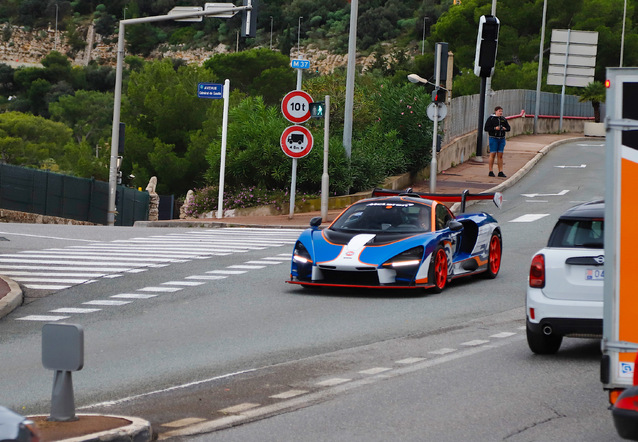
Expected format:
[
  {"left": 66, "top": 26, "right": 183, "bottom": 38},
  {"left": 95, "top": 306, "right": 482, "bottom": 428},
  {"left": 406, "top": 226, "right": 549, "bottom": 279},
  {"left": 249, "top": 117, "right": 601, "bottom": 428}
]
[{"left": 0, "top": 132, "right": 591, "bottom": 441}]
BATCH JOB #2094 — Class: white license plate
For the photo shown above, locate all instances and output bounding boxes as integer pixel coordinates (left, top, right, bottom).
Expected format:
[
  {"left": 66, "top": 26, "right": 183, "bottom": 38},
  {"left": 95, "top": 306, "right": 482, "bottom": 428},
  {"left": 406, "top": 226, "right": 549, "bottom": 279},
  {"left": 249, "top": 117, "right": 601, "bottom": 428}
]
[{"left": 585, "top": 268, "right": 604, "bottom": 281}]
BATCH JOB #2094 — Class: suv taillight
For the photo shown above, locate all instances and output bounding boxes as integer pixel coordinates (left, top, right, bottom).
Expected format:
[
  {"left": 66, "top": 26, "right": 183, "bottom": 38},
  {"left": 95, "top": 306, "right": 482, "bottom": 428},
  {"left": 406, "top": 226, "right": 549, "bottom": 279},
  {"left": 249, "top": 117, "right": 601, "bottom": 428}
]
[{"left": 529, "top": 254, "right": 545, "bottom": 288}]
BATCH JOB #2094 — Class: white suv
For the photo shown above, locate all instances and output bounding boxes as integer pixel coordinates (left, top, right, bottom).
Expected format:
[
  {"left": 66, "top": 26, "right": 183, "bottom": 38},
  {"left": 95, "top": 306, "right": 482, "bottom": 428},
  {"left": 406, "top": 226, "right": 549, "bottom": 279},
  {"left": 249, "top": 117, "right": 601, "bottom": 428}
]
[{"left": 526, "top": 200, "right": 604, "bottom": 354}]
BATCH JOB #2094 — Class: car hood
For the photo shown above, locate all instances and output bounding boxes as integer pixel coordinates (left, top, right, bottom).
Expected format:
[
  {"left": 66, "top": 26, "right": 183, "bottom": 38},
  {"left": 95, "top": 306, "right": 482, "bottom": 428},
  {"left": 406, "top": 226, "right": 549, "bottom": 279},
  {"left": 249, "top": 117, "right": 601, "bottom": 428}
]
[{"left": 301, "top": 228, "right": 435, "bottom": 268}]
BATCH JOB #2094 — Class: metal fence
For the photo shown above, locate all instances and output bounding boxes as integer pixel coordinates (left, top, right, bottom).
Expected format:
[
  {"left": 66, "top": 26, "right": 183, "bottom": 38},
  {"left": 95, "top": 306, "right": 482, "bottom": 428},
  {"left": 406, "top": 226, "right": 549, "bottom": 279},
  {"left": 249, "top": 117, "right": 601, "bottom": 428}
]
[
  {"left": 0, "top": 163, "right": 149, "bottom": 226},
  {"left": 442, "top": 89, "right": 595, "bottom": 144}
]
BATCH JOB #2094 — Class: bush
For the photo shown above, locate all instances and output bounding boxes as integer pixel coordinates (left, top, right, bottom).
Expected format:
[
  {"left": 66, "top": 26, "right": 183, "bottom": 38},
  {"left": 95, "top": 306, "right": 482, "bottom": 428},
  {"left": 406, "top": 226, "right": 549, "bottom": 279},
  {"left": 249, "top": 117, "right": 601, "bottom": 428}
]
[{"left": 183, "top": 186, "right": 319, "bottom": 218}]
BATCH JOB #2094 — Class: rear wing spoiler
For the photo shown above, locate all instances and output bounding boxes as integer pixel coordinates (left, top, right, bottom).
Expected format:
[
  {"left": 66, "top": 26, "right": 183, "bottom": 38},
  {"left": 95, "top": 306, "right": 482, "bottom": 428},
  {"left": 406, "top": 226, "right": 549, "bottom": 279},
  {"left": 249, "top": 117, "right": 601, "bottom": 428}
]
[{"left": 371, "top": 188, "right": 503, "bottom": 213}]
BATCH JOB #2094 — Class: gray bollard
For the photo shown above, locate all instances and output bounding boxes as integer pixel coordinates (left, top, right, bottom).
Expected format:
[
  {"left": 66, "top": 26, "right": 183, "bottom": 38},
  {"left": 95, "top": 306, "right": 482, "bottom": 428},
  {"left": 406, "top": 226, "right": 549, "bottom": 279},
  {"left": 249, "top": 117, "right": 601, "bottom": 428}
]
[{"left": 42, "top": 323, "right": 84, "bottom": 422}]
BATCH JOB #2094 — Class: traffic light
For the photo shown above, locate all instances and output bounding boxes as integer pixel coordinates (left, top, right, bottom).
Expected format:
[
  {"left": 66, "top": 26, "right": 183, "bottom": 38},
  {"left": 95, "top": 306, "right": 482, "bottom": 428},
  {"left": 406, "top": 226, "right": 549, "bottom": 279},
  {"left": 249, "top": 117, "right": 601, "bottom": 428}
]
[
  {"left": 310, "top": 101, "right": 325, "bottom": 118},
  {"left": 473, "top": 15, "right": 500, "bottom": 77},
  {"left": 432, "top": 88, "right": 446, "bottom": 103}
]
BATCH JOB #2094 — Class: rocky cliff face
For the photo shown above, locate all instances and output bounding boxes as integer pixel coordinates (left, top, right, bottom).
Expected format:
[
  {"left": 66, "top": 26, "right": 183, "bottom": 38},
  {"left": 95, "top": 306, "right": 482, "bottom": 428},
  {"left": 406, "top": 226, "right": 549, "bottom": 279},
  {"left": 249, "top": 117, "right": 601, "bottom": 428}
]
[{"left": 0, "top": 24, "right": 378, "bottom": 73}]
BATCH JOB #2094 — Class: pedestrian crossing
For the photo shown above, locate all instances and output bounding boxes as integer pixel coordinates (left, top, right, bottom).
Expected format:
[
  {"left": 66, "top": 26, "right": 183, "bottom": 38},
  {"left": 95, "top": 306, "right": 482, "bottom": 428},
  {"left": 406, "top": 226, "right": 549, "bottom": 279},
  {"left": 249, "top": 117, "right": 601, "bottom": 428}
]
[{"left": 0, "top": 228, "right": 302, "bottom": 292}]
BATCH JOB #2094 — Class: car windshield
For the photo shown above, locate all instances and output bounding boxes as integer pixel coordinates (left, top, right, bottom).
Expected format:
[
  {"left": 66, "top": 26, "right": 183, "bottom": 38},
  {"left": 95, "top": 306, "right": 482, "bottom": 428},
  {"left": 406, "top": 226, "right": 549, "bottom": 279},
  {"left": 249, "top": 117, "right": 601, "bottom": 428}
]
[
  {"left": 331, "top": 201, "right": 432, "bottom": 233},
  {"left": 548, "top": 219, "right": 604, "bottom": 248}
]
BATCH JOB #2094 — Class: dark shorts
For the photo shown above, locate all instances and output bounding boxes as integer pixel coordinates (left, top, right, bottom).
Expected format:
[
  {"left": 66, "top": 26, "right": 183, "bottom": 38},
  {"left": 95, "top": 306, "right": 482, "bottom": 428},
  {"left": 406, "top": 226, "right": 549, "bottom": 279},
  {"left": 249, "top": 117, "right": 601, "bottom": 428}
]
[{"left": 489, "top": 137, "right": 506, "bottom": 153}]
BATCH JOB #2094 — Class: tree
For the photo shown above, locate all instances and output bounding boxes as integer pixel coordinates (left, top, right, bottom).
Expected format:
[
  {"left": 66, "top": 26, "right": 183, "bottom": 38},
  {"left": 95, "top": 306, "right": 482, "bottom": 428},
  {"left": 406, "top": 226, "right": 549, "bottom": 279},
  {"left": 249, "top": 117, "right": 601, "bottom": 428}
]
[
  {"left": 203, "top": 48, "right": 295, "bottom": 106},
  {"left": 0, "top": 111, "right": 72, "bottom": 167},
  {"left": 578, "top": 81, "right": 605, "bottom": 123},
  {"left": 49, "top": 90, "right": 114, "bottom": 145}
]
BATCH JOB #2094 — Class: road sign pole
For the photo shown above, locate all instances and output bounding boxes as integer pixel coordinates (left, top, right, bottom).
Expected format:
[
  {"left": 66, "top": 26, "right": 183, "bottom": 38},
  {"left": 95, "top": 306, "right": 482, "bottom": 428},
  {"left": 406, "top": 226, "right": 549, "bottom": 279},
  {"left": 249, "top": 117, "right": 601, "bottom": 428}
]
[
  {"left": 289, "top": 158, "right": 297, "bottom": 219},
  {"left": 217, "top": 79, "right": 230, "bottom": 219},
  {"left": 321, "top": 95, "right": 330, "bottom": 220}
]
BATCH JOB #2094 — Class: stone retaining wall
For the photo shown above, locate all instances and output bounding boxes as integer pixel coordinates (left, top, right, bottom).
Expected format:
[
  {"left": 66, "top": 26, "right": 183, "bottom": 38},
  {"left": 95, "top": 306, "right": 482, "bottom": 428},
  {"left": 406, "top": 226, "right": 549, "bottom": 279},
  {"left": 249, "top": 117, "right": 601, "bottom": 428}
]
[{"left": 0, "top": 209, "right": 96, "bottom": 225}]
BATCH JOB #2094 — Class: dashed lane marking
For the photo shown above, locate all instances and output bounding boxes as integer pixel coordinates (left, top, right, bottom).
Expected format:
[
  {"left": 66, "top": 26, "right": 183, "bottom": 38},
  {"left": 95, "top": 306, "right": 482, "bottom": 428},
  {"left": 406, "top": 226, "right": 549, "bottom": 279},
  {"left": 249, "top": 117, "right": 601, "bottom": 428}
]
[
  {"left": 218, "top": 403, "right": 261, "bottom": 414},
  {"left": 83, "top": 300, "right": 132, "bottom": 306},
  {"left": 111, "top": 293, "right": 158, "bottom": 299},
  {"left": 316, "top": 378, "right": 351, "bottom": 387},
  {"left": 50, "top": 308, "right": 101, "bottom": 314},
  {"left": 162, "top": 418, "right": 207, "bottom": 428},
  {"left": 269, "top": 390, "right": 309, "bottom": 399},
  {"left": 509, "top": 214, "right": 550, "bottom": 223},
  {"left": 429, "top": 347, "right": 456, "bottom": 355},
  {"left": 358, "top": 367, "right": 392, "bottom": 375},
  {"left": 16, "top": 315, "right": 70, "bottom": 321},
  {"left": 136, "top": 286, "right": 183, "bottom": 292},
  {"left": 461, "top": 339, "right": 490, "bottom": 346}
]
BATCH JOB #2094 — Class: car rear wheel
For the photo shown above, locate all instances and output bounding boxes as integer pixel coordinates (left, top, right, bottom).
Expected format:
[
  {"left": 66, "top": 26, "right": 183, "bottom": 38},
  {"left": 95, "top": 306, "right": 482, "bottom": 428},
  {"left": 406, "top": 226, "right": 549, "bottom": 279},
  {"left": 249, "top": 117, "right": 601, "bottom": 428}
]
[
  {"left": 483, "top": 231, "right": 502, "bottom": 279},
  {"left": 429, "top": 246, "right": 448, "bottom": 293},
  {"left": 526, "top": 322, "right": 563, "bottom": 354}
]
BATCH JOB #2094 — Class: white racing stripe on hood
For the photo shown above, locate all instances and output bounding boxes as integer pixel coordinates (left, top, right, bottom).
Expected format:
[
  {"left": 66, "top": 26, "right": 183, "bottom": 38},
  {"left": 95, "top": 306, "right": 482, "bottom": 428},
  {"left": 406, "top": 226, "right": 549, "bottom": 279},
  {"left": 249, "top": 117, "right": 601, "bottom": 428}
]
[{"left": 324, "top": 234, "right": 376, "bottom": 268}]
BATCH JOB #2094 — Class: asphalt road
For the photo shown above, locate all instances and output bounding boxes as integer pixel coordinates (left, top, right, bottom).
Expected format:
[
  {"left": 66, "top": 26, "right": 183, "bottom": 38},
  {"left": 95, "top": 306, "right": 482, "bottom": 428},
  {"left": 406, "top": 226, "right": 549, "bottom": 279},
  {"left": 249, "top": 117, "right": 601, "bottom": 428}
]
[{"left": 0, "top": 139, "right": 618, "bottom": 440}]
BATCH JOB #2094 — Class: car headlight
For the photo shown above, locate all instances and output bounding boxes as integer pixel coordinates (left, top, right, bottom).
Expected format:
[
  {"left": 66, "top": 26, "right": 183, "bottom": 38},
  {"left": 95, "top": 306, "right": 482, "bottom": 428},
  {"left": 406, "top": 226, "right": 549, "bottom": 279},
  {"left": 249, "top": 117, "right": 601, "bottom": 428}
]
[
  {"left": 293, "top": 241, "right": 313, "bottom": 265},
  {"left": 382, "top": 246, "right": 424, "bottom": 268}
]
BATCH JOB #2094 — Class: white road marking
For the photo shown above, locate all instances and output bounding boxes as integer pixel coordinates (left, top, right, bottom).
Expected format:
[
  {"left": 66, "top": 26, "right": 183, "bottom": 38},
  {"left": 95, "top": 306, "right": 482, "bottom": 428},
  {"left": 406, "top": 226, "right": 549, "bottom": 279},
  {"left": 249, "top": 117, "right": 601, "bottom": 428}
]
[
  {"left": 228, "top": 265, "right": 264, "bottom": 269},
  {"left": 125, "top": 269, "right": 148, "bottom": 273},
  {"left": 51, "top": 308, "right": 101, "bottom": 313},
  {"left": 244, "top": 261, "right": 282, "bottom": 265},
  {"left": 0, "top": 271, "right": 106, "bottom": 277},
  {"left": 162, "top": 418, "right": 207, "bottom": 428},
  {"left": 16, "top": 315, "right": 70, "bottom": 321},
  {"left": 218, "top": 403, "right": 260, "bottom": 414},
  {"left": 396, "top": 357, "right": 426, "bottom": 364},
  {"left": 461, "top": 339, "right": 490, "bottom": 346},
  {"left": 161, "top": 281, "right": 206, "bottom": 286},
  {"left": 0, "top": 231, "right": 96, "bottom": 242},
  {"left": 509, "top": 214, "right": 550, "bottom": 223},
  {"left": 185, "top": 275, "right": 227, "bottom": 280},
  {"left": 429, "top": 348, "right": 456, "bottom": 355},
  {"left": 137, "top": 287, "right": 183, "bottom": 292},
  {"left": 358, "top": 367, "right": 392, "bottom": 375},
  {"left": 269, "top": 390, "right": 308, "bottom": 399},
  {"left": 83, "top": 300, "right": 132, "bottom": 306},
  {"left": 554, "top": 164, "right": 586, "bottom": 168},
  {"left": 0, "top": 265, "right": 131, "bottom": 272},
  {"left": 206, "top": 270, "right": 247, "bottom": 275},
  {"left": 11, "top": 277, "right": 93, "bottom": 284},
  {"left": 111, "top": 293, "right": 158, "bottom": 299},
  {"left": 316, "top": 378, "right": 351, "bottom": 387},
  {"left": 520, "top": 189, "right": 569, "bottom": 198}
]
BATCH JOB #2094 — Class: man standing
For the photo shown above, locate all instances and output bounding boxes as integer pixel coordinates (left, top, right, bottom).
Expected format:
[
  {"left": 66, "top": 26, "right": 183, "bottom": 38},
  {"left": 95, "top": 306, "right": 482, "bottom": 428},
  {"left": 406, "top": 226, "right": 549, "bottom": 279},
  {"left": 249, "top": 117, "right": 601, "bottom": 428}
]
[{"left": 484, "top": 106, "right": 511, "bottom": 177}]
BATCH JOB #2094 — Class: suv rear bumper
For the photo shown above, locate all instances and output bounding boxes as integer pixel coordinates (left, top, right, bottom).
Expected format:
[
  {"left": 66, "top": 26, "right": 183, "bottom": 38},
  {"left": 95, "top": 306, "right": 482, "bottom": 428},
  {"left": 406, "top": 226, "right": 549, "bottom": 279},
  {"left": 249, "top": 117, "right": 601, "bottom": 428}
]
[
  {"left": 526, "top": 287, "right": 603, "bottom": 336},
  {"left": 527, "top": 317, "right": 602, "bottom": 336}
]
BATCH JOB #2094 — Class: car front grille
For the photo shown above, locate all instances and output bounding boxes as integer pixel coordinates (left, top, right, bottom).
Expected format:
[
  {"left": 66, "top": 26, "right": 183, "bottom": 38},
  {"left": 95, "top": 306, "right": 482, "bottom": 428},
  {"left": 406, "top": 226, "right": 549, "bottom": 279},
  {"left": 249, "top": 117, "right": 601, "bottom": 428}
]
[{"left": 319, "top": 269, "right": 380, "bottom": 286}]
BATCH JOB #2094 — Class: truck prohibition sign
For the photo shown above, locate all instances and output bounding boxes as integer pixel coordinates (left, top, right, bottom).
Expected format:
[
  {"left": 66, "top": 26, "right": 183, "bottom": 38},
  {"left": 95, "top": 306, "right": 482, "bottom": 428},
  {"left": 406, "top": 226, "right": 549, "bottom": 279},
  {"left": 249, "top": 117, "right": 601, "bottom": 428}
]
[{"left": 280, "top": 125, "right": 313, "bottom": 158}]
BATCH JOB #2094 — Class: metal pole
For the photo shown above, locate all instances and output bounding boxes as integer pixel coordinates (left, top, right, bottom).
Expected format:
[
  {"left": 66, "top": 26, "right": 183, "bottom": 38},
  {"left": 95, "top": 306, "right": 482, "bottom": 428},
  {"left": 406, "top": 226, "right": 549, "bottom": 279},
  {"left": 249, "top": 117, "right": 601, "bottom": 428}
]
[
  {"left": 216, "top": 79, "right": 230, "bottom": 219},
  {"left": 483, "top": 0, "right": 497, "bottom": 150},
  {"left": 430, "top": 45, "right": 442, "bottom": 193},
  {"left": 343, "top": 0, "right": 358, "bottom": 159},
  {"left": 534, "top": 0, "right": 548, "bottom": 134},
  {"left": 620, "top": 0, "right": 627, "bottom": 67},
  {"left": 321, "top": 95, "right": 330, "bottom": 220},
  {"left": 270, "top": 16, "right": 273, "bottom": 50},
  {"left": 289, "top": 159, "right": 297, "bottom": 219},
  {"left": 288, "top": 69, "right": 303, "bottom": 220},
  {"left": 477, "top": 76, "right": 487, "bottom": 157},
  {"left": 297, "top": 16, "right": 303, "bottom": 57},
  {"left": 421, "top": 17, "right": 426, "bottom": 56},
  {"left": 107, "top": 22, "right": 125, "bottom": 226},
  {"left": 54, "top": 4, "right": 58, "bottom": 51},
  {"left": 559, "top": 29, "right": 570, "bottom": 133}
]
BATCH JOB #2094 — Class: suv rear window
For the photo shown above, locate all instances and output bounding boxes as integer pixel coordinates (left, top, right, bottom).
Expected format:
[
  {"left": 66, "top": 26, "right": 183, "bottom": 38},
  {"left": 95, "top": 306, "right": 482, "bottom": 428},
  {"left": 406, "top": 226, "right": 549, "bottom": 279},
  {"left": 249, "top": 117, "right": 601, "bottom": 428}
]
[{"left": 548, "top": 219, "right": 604, "bottom": 248}]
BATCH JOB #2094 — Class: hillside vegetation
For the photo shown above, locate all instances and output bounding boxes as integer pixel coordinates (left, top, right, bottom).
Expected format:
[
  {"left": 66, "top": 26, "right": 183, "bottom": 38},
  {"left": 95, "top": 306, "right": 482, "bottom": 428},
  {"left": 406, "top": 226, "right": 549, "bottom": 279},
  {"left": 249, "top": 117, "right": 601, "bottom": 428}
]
[{"left": 0, "top": 0, "right": 634, "bottom": 212}]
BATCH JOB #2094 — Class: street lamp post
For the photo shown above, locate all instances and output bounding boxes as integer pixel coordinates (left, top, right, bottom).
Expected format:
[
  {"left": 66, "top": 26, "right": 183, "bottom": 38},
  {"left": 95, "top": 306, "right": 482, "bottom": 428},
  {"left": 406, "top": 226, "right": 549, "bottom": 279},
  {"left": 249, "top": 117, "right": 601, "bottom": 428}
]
[
  {"left": 106, "top": 5, "right": 251, "bottom": 226},
  {"left": 54, "top": 4, "right": 59, "bottom": 51},
  {"left": 421, "top": 16, "right": 428, "bottom": 56},
  {"left": 270, "top": 16, "right": 273, "bottom": 50},
  {"left": 407, "top": 73, "right": 443, "bottom": 193},
  {"left": 297, "top": 16, "right": 303, "bottom": 57}
]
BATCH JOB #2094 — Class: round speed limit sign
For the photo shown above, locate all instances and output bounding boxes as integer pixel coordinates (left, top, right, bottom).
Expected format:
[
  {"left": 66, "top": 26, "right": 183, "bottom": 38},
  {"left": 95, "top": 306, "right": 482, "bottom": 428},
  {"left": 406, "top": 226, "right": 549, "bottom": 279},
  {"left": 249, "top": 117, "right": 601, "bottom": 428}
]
[{"left": 281, "top": 90, "right": 313, "bottom": 124}]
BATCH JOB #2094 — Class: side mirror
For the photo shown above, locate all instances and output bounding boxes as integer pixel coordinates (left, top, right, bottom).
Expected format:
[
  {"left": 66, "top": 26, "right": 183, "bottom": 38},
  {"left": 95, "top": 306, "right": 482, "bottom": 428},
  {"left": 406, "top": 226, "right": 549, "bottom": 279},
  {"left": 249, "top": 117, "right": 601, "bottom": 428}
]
[
  {"left": 310, "top": 216, "right": 322, "bottom": 229},
  {"left": 448, "top": 220, "right": 463, "bottom": 231}
]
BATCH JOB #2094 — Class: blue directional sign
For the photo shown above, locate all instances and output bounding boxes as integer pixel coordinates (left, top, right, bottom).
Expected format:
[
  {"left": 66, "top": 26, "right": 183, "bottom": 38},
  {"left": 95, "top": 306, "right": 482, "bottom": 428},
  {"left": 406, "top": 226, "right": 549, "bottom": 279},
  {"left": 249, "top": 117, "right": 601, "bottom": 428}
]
[
  {"left": 291, "top": 59, "right": 310, "bottom": 69},
  {"left": 197, "top": 82, "right": 223, "bottom": 99}
]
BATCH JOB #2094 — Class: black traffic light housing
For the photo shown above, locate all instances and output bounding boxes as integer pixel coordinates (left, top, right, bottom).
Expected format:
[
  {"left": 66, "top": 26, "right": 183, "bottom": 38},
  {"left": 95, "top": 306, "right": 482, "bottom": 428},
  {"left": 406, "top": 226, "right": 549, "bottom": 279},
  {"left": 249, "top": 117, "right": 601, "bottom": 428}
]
[
  {"left": 310, "top": 101, "right": 325, "bottom": 118},
  {"left": 474, "top": 15, "right": 500, "bottom": 78},
  {"left": 432, "top": 88, "right": 446, "bottom": 103}
]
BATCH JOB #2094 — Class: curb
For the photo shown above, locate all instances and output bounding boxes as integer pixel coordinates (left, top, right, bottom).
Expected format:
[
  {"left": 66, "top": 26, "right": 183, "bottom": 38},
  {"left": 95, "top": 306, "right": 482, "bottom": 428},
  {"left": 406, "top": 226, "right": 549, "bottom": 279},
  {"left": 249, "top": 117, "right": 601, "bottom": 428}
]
[
  {"left": 28, "top": 414, "right": 153, "bottom": 442},
  {"left": 134, "top": 220, "right": 310, "bottom": 229},
  {"left": 0, "top": 275, "right": 22, "bottom": 319}
]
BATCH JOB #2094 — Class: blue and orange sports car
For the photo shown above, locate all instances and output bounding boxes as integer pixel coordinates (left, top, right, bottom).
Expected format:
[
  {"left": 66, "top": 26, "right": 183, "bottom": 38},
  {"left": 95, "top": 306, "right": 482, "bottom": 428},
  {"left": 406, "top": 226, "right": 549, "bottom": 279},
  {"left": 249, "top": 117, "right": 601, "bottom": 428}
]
[{"left": 287, "top": 189, "right": 503, "bottom": 292}]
